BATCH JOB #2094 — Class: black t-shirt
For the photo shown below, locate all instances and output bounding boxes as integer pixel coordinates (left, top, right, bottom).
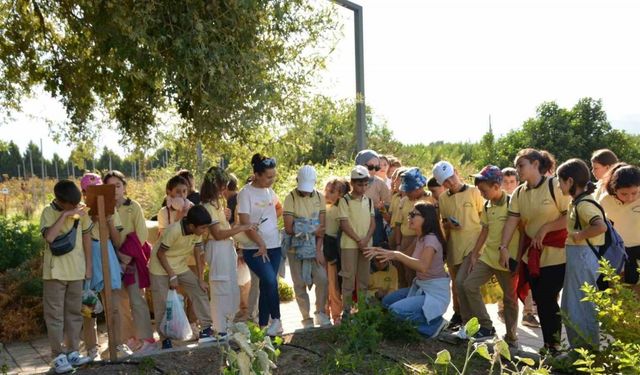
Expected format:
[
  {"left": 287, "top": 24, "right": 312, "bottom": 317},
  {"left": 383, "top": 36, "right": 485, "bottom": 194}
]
[{"left": 227, "top": 194, "right": 238, "bottom": 224}]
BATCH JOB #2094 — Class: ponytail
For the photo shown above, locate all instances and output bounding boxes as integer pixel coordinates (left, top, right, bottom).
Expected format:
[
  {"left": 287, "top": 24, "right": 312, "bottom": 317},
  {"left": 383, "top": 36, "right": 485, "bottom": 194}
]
[
  {"left": 251, "top": 153, "right": 276, "bottom": 174},
  {"left": 515, "top": 148, "right": 556, "bottom": 175},
  {"left": 557, "top": 158, "right": 591, "bottom": 197}
]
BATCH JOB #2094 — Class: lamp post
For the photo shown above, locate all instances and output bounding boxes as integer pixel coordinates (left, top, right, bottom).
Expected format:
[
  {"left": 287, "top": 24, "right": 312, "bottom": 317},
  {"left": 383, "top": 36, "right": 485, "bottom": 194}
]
[{"left": 333, "top": 0, "right": 366, "bottom": 151}]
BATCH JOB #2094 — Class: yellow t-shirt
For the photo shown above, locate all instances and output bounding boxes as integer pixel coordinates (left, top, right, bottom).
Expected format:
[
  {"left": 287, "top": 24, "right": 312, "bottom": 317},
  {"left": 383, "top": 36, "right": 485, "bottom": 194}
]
[
  {"left": 396, "top": 192, "right": 436, "bottom": 236},
  {"left": 599, "top": 194, "right": 640, "bottom": 247},
  {"left": 389, "top": 193, "right": 402, "bottom": 220},
  {"left": 367, "top": 264, "right": 398, "bottom": 297},
  {"left": 157, "top": 206, "right": 178, "bottom": 231},
  {"left": 149, "top": 220, "right": 203, "bottom": 276},
  {"left": 509, "top": 177, "right": 570, "bottom": 267},
  {"left": 89, "top": 210, "right": 123, "bottom": 241},
  {"left": 203, "top": 200, "right": 231, "bottom": 243},
  {"left": 325, "top": 204, "right": 340, "bottom": 238},
  {"left": 40, "top": 202, "right": 93, "bottom": 280},
  {"left": 283, "top": 190, "right": 326, "bottom": 219},
  {"left": 567, "top": 196, "right": 605, "bottom": 246},
  {"left": 479, "top": 192, "right": 520, "bottom": 271},
  {"left": 438, "top": 185, "right": 485, "bottom": 265},
  {"left": 117, "top": 198, "right": 148, "bottom": 244},
  {"left": 338, "top": 194, "right": 375, "bottom": 249}
]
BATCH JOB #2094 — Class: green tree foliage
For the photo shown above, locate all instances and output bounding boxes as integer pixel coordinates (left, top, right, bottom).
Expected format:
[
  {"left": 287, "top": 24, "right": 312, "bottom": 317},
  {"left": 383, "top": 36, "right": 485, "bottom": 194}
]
[{"left": 0, "top": 0, "right": 338, "bottom": 146}]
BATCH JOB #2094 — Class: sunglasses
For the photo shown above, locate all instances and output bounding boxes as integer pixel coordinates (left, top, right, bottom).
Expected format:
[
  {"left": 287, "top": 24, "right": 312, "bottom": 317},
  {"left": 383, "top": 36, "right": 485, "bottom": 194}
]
[
  {"left": 261, "top": 158, "right": 276, "bottom": 168},
  {"left": 366, "top": 164, "right": 381, "bottom": 171},
  {"left": 408, "top": 211, "right": 422, "bottom": 219}
]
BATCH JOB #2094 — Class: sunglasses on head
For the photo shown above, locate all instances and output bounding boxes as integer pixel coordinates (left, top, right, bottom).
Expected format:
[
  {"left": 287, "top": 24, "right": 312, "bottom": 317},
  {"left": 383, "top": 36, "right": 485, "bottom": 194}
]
[
  {"left": 408, "top": 211, "right": 422, "bottom": 218},
  {"left": 367, "top": 164, "right": 381, "bottom": 171},
  {"left": 261, "top": 158, "right": 276, "bottom": 168}
]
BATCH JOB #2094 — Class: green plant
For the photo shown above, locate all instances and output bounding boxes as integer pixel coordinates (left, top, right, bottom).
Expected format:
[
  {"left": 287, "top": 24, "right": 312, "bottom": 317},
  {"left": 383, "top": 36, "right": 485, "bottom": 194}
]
[
  {"left": 0, "top": 216, "right": 43, "bottom": 272},
  {"left": 137, "top": 356, "right": 156, "bottom": 375},
  {"left": 569, "top": 260, "right": 640, "bottom": 374},
  {"left": 432, "top": 318, "right": 551, "bottom": 375},
  {"left": 277, "top": 277, "right": 294, "bottom": 303},
  {"left": 223, "top": 322, "right": 282, "bottom": 375}
]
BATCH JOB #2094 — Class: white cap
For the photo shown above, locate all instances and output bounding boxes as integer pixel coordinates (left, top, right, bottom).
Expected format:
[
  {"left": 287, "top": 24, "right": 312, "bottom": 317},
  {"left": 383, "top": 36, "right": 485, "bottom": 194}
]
[
  {"left": 297, "top": 165, "right": 317, "bottom": 193},
  {"left": 350, "top": 165, "right": 369, "bottom": 180},
  {"left": 432, "top": 161, "right": 455, "bottom": 185}
]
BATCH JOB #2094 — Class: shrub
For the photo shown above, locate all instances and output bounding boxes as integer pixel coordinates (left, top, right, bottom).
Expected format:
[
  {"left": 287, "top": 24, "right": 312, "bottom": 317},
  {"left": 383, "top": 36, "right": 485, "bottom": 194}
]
[
  {"left": 0, "top": 216, "right": 43, "bottom": 272},
  {"left": 277, "top": 277, "right": 294, "bottom": 303}
]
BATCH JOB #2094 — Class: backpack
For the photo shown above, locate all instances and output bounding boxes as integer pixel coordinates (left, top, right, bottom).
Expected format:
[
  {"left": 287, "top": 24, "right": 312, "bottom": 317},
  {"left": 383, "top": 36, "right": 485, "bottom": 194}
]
[
  {"left": 574, "top": 198, "right": 628, "bottom": 290},
  {"left": 515, "top": 176, "right": 556, "bottom": 205},
  {"left": 484, "top": 195, "right": 511, "bottom": 213}
]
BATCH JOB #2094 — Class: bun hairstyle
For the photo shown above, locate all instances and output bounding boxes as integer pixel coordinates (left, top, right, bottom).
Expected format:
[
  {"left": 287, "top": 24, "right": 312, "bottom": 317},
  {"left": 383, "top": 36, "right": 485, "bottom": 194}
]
[
  {"left": 557, "top": 158, "right": 595, "bottom": 196},
  {"left": 605, "top": 163, "right": 640, "bottom": 196},
  {"left": 591, "top": 149, "right": 619, "bottom": 167},
  {"left": 514, "top": 148, "right": 556, "bottom": 175},
  {"left": 251, "top": 153, "right": 276, "bottom": 174},
  {"left": 103, "top": 170, "right": 127, "bottom": 186}
]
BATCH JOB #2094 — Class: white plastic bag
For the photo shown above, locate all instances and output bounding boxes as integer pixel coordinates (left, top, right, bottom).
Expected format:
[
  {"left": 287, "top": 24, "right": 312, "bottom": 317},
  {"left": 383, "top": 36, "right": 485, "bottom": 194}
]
[{"left": 159, "top": 289, "right": 192, "bottom": 340}]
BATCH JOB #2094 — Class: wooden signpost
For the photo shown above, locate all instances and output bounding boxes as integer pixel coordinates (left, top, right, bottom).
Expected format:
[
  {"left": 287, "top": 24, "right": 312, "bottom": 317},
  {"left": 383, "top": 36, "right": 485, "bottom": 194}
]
[{"left": 85, "top": 184, "right": 118, "bottom": 361}]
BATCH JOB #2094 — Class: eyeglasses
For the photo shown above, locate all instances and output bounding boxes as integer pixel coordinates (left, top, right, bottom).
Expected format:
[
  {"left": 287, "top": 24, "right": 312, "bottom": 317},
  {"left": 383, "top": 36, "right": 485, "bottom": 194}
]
[
  {"left": 367, "top": 164, "right": 381, "bottom": 171},
  {"left": 408, "top": 211, "right": 422, "bottom": 218}
]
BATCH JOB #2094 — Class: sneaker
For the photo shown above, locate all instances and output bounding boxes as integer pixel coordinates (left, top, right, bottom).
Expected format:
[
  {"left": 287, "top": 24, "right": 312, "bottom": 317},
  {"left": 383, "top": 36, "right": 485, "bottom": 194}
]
[
  {"left": 67, "top": 351, "right": 91, "bottom": 367},
  {"left": 87, "top": 347, "right": 101, "bottom": 362},
  {"left": 267, "top": 318, "right": 283, "bottom": 337},
  {"left": 52, "top": 353, "right": 72, "bottom": 374},
  {"left": 314, "top": 312, "right": 332, "bottom": 327},
  {"left": 447, "top": 313, "right": 463, "bottom": 331},
  {"left": 117, "top": 344, "right": 133, "bottom": 356},
  {"left": 134, "top": 340, "right": 157, "bottom": 356},
  {"left": 198, "top": 326, "right": 216, "bottom": 344},
  {"left": 454, "top": 327, "right": 469, "bottom": 340},
  {"left": 126, "top": 337, "right": 143, "bottom": 352},
  {"left": 473, "top": 327, "right": 496, "bottom": 341},
  {"left": 497, "top": 310, "right": 505, "bottom": 323},
  {"left": 215, "top": 332, "right": 229, "bottom": 342},
  {"left": 429, "top": 319, "right": 449, "bottom": 339},
  {"left": 161, "top": 338, "right": 173, "bottom": 350},
  {"left": 522, "top": 313, "right": 541, "bottom": 328},
  {"left": 301, "top": 318, "right": 314, "bottom": 330}
]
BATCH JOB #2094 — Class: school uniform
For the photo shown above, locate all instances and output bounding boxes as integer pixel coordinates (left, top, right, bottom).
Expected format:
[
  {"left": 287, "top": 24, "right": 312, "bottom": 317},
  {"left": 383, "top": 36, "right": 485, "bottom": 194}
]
[
  {"left": 368, "top": 264, "right": 399, "bottom": 299},
  {"left": 283, "top": 190, "right": 328, "bottom": 326},
  {"left": 438, "top": 185, "right": 484, "bottom": 316},
  {"left": 599, "top": 194, "right": 640, "bottom": 285},
  {"left": 149, "top": 220, "right": 212, "bottom": 338},
  {"left": 41, "top": 202, "right": 93, "bottom": 358},
  {"left": 203, "top": 200, "right": 240, "bottom": 334},
  {"left": 324, "top": 203, "right": 343, "bottom": 322},
  {"left": 338, "top": 193, "right": 375, "bottom": 308}
]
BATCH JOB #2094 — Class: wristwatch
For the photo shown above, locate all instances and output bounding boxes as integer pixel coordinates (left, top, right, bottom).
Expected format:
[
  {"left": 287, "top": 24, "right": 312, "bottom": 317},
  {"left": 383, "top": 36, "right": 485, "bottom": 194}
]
[{"left": 498, "top": 245, "right": 508, "bottom": 251}]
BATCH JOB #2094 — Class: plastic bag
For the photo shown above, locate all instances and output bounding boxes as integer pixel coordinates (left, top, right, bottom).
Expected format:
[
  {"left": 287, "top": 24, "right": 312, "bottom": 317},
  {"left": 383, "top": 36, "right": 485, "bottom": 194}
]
[
  {"left": 480, "top": 275, "right": 504, "bottom": 304},
  {"left": 81, "top": 288, "right": 103, "bottom": 318},
  {"left": 159, "top": 289, "right": 192, "bottom": 340}
]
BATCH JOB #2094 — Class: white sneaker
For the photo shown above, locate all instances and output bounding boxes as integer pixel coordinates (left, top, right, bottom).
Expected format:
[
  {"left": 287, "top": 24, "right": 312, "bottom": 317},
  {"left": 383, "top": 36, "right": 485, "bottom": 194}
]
[
  {"left": 266, "top": 318, "right": 283, "bottom": 337},
  {"left": 301, "top": 318, "right": 314, "bottom": 330},
  {"left": 53, "top": 353, "right": 72, "bottom": 374},
  {"left": 117, "top": 344, "right": 133, "bottom": 356},
  {"left": 314, "top": 312, "right": 332, "bottom": 327},
  {"left": 67, "top": 351, "right": 90, "bottom": 367},
  {"left": 87, "top": 347, "right": 101, "bottom": 362},
  {"left": 133, "top": 340, "right": 158, "bottom": 356}
]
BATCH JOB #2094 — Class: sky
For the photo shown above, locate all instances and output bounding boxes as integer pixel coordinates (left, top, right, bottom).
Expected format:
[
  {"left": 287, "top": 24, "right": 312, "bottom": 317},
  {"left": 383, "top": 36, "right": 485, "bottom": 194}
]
[{"left": 3, "top": 0, "right": 640, "bottom": 159}]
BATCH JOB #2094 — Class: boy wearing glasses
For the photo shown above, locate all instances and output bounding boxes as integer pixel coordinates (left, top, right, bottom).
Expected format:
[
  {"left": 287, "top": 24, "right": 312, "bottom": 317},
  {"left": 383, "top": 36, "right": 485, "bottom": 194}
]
[{"left": 338, "top": 165, "right": 376, "bottom": 316}]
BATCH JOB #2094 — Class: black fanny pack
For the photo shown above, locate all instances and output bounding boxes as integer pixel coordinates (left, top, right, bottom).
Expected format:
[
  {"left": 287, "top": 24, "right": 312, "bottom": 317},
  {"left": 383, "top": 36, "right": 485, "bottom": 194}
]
[
  {"left": 323, "top": 234, "right": 340, "bottom": 263},
  {"left": 50, "top": 219, "right": 80, "bottom": 256}
]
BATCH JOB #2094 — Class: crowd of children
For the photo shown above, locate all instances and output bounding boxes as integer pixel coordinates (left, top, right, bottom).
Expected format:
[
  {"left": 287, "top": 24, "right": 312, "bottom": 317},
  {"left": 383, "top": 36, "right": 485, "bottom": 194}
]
[{"left": 41, "top": 147, "right": 640, "bottom": 373}]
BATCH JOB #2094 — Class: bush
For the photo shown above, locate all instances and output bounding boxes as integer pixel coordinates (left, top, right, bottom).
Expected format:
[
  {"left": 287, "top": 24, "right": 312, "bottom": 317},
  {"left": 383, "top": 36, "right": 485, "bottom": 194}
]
[
  {"left": 0, "top": 216, "right": 43, "bottom": 272},
  {"left": 278, "top": 277, "right": 294, "bottom": 303}
]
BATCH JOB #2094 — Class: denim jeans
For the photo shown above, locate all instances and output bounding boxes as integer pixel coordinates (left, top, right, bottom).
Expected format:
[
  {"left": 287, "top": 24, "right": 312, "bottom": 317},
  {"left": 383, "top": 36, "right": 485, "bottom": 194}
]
[
  {"left": 243, "top": 248, "right": 282, "bottom": 326},
  {"left": 382, "top": 287, "right": 444, "bottom": 337},
  {"left": 561, "top": 245, "right": 599, "bottom": 349}
]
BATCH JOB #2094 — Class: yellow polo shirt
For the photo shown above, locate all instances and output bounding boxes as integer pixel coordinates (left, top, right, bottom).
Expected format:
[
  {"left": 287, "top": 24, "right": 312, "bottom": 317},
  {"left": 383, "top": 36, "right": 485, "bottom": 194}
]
[
  {"left": 396, "top": 193, "right": 437, "bottom": 236},
  {"left": 599, "top": 194, "right": 640, "bottom": 247},
  {"left": 438, "top": 184, "right": 485, "bottom": 265},
  {"left": 149, "top": 220, "right": 203, "bottom": 276},
  {"left": 480, "top": 192, "right": 519, "bottom": 271},
  {"left": 325, "top": 204, "right": 340, "bottom": 238},
  {"left": 368, "top": 264, "right": 398, "bottom": 297},
  {"left": 567, "top": 196, "right": 605, "bottom": 246},
  {"left": 283, "top": 190, "right": 326, "bottom": 219},
  {"left": 509, "top": 177, "right": 570, "bottom": 267},
  {"left": 89, "top": 210, "right": 123, "bottom": 241},
  {"left": 338, "top": 194, "right": 375, "bottom": 249},
  {"left": 117, "top": 198, "right": 148, "bottom": 243},
  {"left": 40, "top": 202, "right": 93, "bottom": 281}
]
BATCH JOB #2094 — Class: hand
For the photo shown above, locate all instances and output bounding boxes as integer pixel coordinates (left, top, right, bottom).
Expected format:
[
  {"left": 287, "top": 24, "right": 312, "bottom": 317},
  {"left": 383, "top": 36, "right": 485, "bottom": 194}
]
[
  {"left": 118, "top": 251, "right": 133, "bottom": 265},
  {"left": 498, "top": 247, "right": 510, "bottom": 270},
  {"left": 375, "top": 250, "right": 397, "bottom": 263},
  {"left": 199, "top": 280, "right": 209, "bottom": 293},
  {"left": 85, "top": 268, "right": 92, "bottom": 280},
  {"left": 375, "top": 200, "right": 385, "bottom": 210},
  {"left": 169, "top": 276, "right": 179, "bottom": 290},
  {"left": 316, "top": 251, "right": 326, "bottom": 266},
  {"left": 243, "top": 223, "right": 258, "bottom": 232},
  {"left": 253, "top": 245, "right": 270, "bottom": 263},
  {"left": 363, "top": 247, "right": 383, "bottom": 260},
  {"left": 468, "top": 253, "right": 479, "bottom": 272},
  {"left": 532, "top": 224, "right": 549, "bottom": 249},
  {"left": 570, "top": 231, "right": 583, "bottom": 243},
  {"left": 65, "top": 205, "right": 87, "bottom": 219},
  {"left": 357, "top": 238, "right": 368, "bottom": 250},
  {"left": 224, "top": 208, "right": 231, "bottom": 220}
]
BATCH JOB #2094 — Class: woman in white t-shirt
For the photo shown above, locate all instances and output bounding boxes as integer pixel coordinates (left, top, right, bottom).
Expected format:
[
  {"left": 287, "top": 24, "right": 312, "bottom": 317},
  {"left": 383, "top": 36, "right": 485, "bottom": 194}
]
[{"left": 237, "top": 153, "right": 283, "bottom": 336}]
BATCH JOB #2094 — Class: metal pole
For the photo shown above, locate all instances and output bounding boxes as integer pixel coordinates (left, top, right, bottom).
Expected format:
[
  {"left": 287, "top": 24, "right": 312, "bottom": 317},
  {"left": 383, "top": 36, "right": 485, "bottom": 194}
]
[
  {"left": 40, "top": 139, "right": 45, "bottom": 206},
  {"left": 109, "top": 154, "right": 112, "bottom": 171},
  {"left": 334, "top": 0, "right": 367, "bottom": 151}
]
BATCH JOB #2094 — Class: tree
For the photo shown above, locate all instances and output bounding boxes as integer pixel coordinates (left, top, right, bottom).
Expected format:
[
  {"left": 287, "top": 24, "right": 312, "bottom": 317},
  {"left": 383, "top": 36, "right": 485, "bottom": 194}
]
[{"left": 0, "top": 1, "right": 338, "bottom": 147}]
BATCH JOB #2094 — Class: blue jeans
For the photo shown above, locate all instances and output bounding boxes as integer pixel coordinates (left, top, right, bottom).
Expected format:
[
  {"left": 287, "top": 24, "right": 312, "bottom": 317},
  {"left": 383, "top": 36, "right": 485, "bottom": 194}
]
[
  {"left": 561, "top": 245, "right": 599, "bottom": 349},
  {"left": 243, "top": 247, "right": 282, "bottom": 326},
  {"left": 382, "top": 287, "right": 444, "bottom": 337}
]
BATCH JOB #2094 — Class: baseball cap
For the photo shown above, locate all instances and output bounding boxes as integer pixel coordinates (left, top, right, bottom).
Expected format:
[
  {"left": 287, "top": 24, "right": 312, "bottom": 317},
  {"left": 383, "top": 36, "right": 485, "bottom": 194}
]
[
  {"left": 400, "top": 167, "right": 427, "bottom": 192},
  {"left": 297, "top": 165, "right": 317, "bottom": 193},
  {"left": 80, "top": 173, "right": 102, "bottom": 192},
  {"left": 350, "top": 165, "right": 369, "bottom": 180},
  {"left": 432, "top": 161, "right": 454, "bottom": 185},
  {"left": 472, "top": 165, "right": 503, "bottom": 184}
]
